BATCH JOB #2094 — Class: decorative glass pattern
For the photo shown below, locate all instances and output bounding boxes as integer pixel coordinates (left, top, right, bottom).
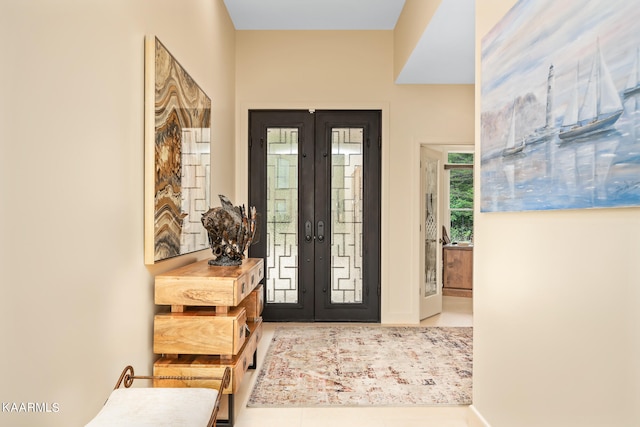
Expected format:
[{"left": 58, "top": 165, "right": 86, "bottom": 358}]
[
  {"left": 424, "top": 157, "right": 439, "bottom": 297},
  {"left": 266, "top": 128, "right": 299, "bottom": 303},
  {"left": 330, "top": 128, "right": 364, "bottom": 303}
]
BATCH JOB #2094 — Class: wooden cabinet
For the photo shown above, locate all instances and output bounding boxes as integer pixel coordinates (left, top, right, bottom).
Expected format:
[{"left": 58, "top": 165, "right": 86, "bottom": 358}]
[
  {"left": 443, "top": 245, "right": 473, "bottom": 297},
  {"left": 152, "top": 258, "right": 264, "bottom": 426}
]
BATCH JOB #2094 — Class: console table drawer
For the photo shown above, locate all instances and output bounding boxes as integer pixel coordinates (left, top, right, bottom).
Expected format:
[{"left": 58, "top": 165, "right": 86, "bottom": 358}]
[
  {"left": 153, "top": 307, "right": 247, "bottom": 356},
  {"left": 238, "top": 284, "right": 263, "bottom": 320},
  {"left": 155, "top": 258, "right": 264, "bottom": 307}
]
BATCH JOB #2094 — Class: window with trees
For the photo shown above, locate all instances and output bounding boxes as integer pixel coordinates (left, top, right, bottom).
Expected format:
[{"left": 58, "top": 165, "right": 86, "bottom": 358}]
[{"left": 446, "top": 152, "right": 474, "bottom": 243}]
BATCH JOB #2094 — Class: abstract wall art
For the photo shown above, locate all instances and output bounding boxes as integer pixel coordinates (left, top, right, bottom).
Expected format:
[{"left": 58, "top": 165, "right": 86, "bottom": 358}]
[
  {"left": 481, "top": 0, "right": 640, "bottom": 212},
  {"left": 145, "top": 36, "right": 211, "bottom": 264}
]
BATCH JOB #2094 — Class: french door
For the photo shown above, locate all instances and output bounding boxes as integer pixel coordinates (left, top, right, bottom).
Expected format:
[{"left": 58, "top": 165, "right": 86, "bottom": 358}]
[
  {"left": 419, "top": 146, "right": 443, "bottom": 320},
  {"left": 248, "top": 110, "right": 381, "bottom": 322}
]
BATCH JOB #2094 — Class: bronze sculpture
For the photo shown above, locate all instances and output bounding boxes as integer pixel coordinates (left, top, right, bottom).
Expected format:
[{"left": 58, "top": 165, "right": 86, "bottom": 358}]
[{"left": 201, "top": 195, "right": 258, "bottom": 266}]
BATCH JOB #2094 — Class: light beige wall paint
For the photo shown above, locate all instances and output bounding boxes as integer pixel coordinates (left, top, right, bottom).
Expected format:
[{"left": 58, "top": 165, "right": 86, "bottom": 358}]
[
  {"left": 234, "top": 30, "right": 474, "bottom": 324},
  {"left": 393, "top": 0, "right": 443, "bottom": 81},
  {"left": 0, "top": 1, "right": 235, "bottom": 426},
  {"left": 474, "top": 1, "right": 640, "bottom": 426}
]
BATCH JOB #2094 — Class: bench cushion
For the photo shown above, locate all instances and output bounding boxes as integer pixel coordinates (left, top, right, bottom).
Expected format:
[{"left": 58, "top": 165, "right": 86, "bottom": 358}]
[{"left": 85, "top": 387, "right": 219, "bottom": 427}]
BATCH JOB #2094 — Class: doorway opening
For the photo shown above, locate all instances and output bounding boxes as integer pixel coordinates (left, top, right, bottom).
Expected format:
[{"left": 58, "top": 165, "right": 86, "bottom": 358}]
[{"left": 419, "top": 145, "right": 474, "bottom": 321}]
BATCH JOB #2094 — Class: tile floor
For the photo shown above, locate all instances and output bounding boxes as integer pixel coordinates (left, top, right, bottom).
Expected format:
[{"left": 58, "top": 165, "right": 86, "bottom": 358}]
[{"left": 230, "top": 296, "right": 473, "bottom": 427}]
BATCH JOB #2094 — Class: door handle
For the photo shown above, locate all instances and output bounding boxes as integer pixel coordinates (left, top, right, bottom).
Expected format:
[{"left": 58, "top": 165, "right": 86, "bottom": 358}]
[
  {"left": 317, "top": 220, "right": 325, "bottom": 242},
  {"left": 305, "top": 220, "right": 313, "bottom": 242}
]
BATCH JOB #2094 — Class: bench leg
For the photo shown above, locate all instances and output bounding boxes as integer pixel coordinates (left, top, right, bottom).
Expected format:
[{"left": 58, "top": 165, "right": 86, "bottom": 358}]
[
  {"left": 215, "top": 394, "right": 234, "bottom": 427},
  {"left": 249, "top": 349, "right": 257, "bottom": 370},
  {"left": 217, "top": 349, "right": 258, "bottom": 427}
]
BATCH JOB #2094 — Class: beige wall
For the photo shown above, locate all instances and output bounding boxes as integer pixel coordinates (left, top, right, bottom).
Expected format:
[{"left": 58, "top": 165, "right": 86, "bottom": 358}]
[
  {"left": 234, "top": 30, "right": 474, "bottom": 323},
  {"left": 0, "top": 1, "right": 236, "bottom": 426},
  {"left": 473, "top": 1, "right": 640, "bottom": 426}
]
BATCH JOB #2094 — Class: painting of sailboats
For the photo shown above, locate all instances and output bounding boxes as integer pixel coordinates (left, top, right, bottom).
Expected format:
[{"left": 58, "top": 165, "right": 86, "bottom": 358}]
[{"left": 481, "top": 0, "right": 640, "bottom": 212}]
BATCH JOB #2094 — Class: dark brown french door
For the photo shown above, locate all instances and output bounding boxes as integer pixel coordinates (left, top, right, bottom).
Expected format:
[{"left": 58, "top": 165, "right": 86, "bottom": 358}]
[{"left": 248, "top": 110, "right": 381, "bottom": 321}]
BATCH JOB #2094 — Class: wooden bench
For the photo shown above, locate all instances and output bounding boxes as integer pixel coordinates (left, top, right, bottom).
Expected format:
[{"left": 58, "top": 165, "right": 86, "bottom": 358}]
[{"left": 85, "top": 365, "right": 231, "bottom": 427}]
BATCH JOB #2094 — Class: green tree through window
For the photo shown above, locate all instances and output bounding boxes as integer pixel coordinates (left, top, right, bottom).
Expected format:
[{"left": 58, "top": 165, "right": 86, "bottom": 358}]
[{"left": 448, "top": 153, "right": 473, "bottom": 242}]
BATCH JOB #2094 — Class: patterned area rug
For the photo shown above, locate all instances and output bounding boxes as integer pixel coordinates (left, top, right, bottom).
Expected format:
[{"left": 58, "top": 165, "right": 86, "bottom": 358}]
[{"left": 247, "top": 325, "right": 472, "bottom": 407}]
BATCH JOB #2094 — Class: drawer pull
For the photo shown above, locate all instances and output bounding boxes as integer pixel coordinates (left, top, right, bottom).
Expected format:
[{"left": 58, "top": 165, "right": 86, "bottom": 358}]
[
  {"left": 241, "top": 281, "right": 246, "bottom": 294},
  {"left": 251, "top": 274, "right": 255, "bottom": 286}
]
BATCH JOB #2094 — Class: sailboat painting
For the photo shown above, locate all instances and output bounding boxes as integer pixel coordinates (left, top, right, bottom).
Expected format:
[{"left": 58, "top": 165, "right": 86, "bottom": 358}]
[{"left": 481, "top": 0, "right": 640, "bottom": 212}]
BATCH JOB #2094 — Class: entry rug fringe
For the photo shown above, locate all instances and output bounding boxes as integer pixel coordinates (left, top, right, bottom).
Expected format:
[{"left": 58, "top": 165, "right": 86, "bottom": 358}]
[{"left": 247, "top": 325, "right": 472, "bottom": 407}]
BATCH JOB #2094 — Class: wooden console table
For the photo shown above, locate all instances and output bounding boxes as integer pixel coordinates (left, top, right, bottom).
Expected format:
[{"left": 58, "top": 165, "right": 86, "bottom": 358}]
[
  {"left": 443, "top": 245, "right": 473, "bottom": 298},
  {"left": 153, "top": 258, "right": 264, "bottom": 427}
]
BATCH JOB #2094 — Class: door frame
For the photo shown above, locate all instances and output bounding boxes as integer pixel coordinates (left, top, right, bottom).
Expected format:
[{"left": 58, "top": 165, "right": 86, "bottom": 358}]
[
  {"left": 413, "top": 142, "right": 475, "bottom": 321},
  {"left": 236, "top": 103, "right": 392, "bottom": 320}
]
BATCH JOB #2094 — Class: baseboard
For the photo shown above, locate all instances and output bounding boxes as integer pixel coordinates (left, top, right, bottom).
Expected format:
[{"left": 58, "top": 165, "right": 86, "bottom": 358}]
[
  {"left": 467, "top": 405, "right": 491, "bottom": 427},
  {"left": 443, "top": 288, "right": 472, "bottom": 298}
]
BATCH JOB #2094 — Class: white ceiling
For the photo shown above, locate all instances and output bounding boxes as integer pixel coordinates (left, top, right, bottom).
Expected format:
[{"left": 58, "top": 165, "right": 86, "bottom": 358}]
[{"left": 222, "top": 0, "right": 475, "bottom": 84}]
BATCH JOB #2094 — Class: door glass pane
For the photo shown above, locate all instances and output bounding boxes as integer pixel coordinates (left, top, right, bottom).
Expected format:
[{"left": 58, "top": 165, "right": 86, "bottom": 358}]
[
  {"left": 424, "top": 157, "right": 438, "bottom": 297},
  {"left": 266, "top": 128, "right": 298, "bottom": 303},
  {"left": 331, "top": 128, "right": 363, "bottom": 304}
]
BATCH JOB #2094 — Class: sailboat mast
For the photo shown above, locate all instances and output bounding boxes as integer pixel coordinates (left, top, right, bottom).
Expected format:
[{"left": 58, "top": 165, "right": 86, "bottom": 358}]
[
  {"left": 596, "top": 40, "right": 602, "bottom": 117},
  {"left": 635, "top": 47, "right": 640, "bottom": 87},
  {"left": 546, "top": 65, "right": 554, "bottom": 127}
]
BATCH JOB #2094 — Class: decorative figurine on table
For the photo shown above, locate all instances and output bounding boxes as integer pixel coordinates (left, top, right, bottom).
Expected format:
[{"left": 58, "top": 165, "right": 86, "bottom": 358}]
[{"left": 201, "top": 195, "right": 258, "bottom": 266}]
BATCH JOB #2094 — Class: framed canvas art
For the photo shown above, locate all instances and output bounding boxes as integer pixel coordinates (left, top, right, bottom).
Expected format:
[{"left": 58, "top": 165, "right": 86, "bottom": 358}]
[
  {"left": 481, "top": 0, "right": 640, "bottom": 212},
  {"left": 144, "top": 36, "right": 211, "bottom": 264}
]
